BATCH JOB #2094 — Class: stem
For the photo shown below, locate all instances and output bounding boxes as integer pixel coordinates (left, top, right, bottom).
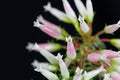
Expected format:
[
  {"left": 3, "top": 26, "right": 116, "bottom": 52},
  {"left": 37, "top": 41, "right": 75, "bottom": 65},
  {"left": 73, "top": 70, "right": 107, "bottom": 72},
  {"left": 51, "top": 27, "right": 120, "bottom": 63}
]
[
  {"left": 96, "top": 30, "right": 105, "bottom": 36},
  {"left": 88, "top": 22, "right": 93, "bottom": 36},
  {"left": 100, "top": 38, "right": 110, "bottom": 42}
]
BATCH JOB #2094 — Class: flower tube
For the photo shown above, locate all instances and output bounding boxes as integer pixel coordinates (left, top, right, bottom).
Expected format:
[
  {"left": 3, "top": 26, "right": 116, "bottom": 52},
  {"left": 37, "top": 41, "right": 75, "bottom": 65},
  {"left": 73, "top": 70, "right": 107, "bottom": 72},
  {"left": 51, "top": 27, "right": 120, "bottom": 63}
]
[
  {"left": 26, "top": 43, "right": 58, "bottom": 65},
  {"left": 74, "top": 0, "right": 87, "bottom": 18},
  {"left": 62, "top": 0, "right": 77, "bottom": 23},
  {"left": 110, "top": 39, "right": 120, "bottom": 49},
  {"left": 56, "top": 53, "right": 70, "bottom": 79},
  {"left": 66, "top": 36, "right": 76, "bottom": 59},
  {"left": 104, "top": 20, "right": 120, "bottom": 34},
  {"left": 34, "top": 16, "right": 68, "bottom": 40},
  {"left": 83, "top": 65, "right": 106, "bottom": 80},
  {"left": 86, "top": 0, "right": 94, "bottom": 23},
  {"left": 34, "top": 67, "right": 59, "bottom": 80},
  {"left": 32, "top": 60, "right": 58, "bottom": 71},
  {"left": 43, "top": 2, "right": 71, "bottom": 23},
  {"left": 38, "top": 42, "right": 62, "bottom": 52},
  {"left": 101, "top": 50, "right": 120, "bottom": 59}
]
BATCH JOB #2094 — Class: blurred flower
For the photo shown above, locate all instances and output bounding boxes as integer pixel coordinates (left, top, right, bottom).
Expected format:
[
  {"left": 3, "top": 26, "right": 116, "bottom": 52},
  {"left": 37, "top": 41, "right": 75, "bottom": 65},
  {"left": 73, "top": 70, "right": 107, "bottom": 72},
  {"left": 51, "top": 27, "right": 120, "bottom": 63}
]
[
  {"left": 110, "top": 39, "right": 120, "bottom": 49},
  {"left": 66, "top": 36, "right": 76, "bottom": 59},
  {"left": 73, "top": 67, "right": 83, "bottom": 80},
  {"left": 113, "top": 57, "right": 120, "bottom": 65},
  {"left": 56, "top": 53, "right": 70, "bottom": 79},
  {"left": 103, "top": 73, "right": 112, "bottom": 80},
  {"left": 87, "top": 52, "right": 101, "bottom": 62},
  {"left": 78, "top": 16, "right": 90, "bottom": 33},
  {"left": 104, "top": 20, "right": 120, "bottom": 34},
  {"left": 101, "top": 50, "right": 120, "bottom": 59},
  {"left": 26, "top": 43, "right": 58, "bottom": 65},
  {"left": 43, "top": 2, "right": 71, "bottom": 23},
  {"left": 110, "top": 71, "right": 120, "bottom": 80},
  {"left": 83, "top": 65, "right": 106, "bottom": 80}
]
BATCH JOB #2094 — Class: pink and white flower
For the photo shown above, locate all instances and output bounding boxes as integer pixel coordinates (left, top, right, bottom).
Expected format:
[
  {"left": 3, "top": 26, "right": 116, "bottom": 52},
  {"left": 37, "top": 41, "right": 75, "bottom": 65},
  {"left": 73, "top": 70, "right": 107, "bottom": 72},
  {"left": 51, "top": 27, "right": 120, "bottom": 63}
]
[
  {"left": 66, "top": 36, "right": 76, "bottom": 59},
  {"left": 34, "top": 16, "right": 68, "bottom": 40}
]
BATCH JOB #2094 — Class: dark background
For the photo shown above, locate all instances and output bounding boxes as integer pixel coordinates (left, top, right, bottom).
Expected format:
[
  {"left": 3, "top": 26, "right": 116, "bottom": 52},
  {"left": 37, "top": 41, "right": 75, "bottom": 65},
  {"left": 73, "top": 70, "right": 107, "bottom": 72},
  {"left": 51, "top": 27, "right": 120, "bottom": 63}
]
[{"left": 3, "top": 0, "right": 120, "bottom": 80}]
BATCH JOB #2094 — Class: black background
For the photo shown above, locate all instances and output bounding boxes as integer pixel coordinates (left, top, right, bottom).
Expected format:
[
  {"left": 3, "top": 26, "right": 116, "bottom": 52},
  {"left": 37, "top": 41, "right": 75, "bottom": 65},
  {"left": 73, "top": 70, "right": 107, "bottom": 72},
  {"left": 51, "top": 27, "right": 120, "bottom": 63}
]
[{"left": 3, "top": 0, "right": 120, "bottom": 80}]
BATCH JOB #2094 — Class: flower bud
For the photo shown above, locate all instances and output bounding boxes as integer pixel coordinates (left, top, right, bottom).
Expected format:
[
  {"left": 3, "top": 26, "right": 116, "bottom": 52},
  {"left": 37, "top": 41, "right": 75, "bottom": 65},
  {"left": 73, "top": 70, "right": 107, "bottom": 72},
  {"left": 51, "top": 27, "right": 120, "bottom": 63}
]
[
  {"left": 26, "top": 43, "right": 58, "bottom": 65},
  {"left": 78, "top": 16, "right": 89, "bottom": 33},
  {"left": 66, "top": 36, "right": 76, "bottom": 59},
  {"left": 56, "top": 53, "right": 70, "bottom": 79},
  {"left": 104, "top": 20, "right": 120, "bottom": 34},
  {"left": 110, "top": 39, "right": 120, "bottom": 49},
  {"left": 87, "top": 52, "right": 101, "bottom": 62},
  {"left": 86, "top": 0, "right": 94, "bottom": 23},
  {"left": 43, "top": 2, "right": 71, "bottom": 23}
]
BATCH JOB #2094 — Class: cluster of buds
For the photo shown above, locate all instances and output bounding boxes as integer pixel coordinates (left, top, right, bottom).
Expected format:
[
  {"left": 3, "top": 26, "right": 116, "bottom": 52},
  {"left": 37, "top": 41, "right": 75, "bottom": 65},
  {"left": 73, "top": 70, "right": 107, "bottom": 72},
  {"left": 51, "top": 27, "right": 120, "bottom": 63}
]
[{"left": 27, "top": 0, "right": 120, "bottom": 80}]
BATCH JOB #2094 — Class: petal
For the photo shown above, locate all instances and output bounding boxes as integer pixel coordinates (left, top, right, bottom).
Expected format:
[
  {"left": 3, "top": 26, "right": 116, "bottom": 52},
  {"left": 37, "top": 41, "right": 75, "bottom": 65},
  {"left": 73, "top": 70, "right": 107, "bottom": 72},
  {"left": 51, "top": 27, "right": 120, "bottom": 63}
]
[{"left": 56, "top": 53, "right": 70, "bottom": 79}]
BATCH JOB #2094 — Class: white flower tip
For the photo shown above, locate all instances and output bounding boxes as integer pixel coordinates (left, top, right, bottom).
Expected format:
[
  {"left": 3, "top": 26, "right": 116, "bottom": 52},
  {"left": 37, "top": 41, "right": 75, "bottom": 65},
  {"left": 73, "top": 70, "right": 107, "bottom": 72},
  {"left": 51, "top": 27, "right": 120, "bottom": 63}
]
[
  {"left": 56, "top": 53, "right": 63, "bottom": 60},
  {"left": 37, "top": 15, "right": 44, "bottom": 22},
  {"left": 34, "top": 67, "right": 42, "bottom": 72},
  {"left": 43, "top": 2, "right": 52, "bottom": 12},
  {"left": 78, "top": 15, "right": 84, "bottom": 23},
  {"left": 33, "top": 19, "right": 43, "bottom": 27},
  {"left": 31, "top": 60, "right": 39, "bottom": 68},
  {"left": 76, "top": 67, "right": 83, "bottom": 74},
  {"left": 26, "top": 42, "right": 40, "bottom": 51},
  {"left": 117, "top": 20, "right": 120, "bottom": 26},
  {"left": 100, "top": 65, "right": 106, "bottom": 72},
  {"left": 66, "top": 36, "right": 72, "bottom": 43},
  {"left": 26, "top": 43, "right": 35, "bottom": 51}
]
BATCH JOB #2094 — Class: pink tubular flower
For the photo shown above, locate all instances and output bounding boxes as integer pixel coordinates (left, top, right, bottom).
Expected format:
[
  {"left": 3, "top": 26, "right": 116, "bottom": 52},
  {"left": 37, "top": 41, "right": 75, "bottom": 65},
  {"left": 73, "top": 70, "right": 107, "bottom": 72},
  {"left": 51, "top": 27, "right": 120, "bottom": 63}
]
[
  {"left": 38, "top": 43, "right": 62, "bottom": 52},
  {"left": 101, "top": 50, "right": 120, "bottom": 59},
  {"left": 87, "top": 52, "right": 101, "bottom": 62},
  {"left": 34, "top": 16, "right": 68, "bottom": 40},
  {"left": 66, "top": 36, "right": 76, "bottom": 59}
]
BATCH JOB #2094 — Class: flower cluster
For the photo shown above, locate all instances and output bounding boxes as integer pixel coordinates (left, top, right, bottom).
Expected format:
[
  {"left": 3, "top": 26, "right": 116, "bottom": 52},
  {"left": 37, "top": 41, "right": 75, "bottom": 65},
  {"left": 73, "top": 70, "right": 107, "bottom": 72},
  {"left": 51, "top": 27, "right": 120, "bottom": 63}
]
[{"left": 27, "top": 0, "right": 120, "bottom": 80}]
